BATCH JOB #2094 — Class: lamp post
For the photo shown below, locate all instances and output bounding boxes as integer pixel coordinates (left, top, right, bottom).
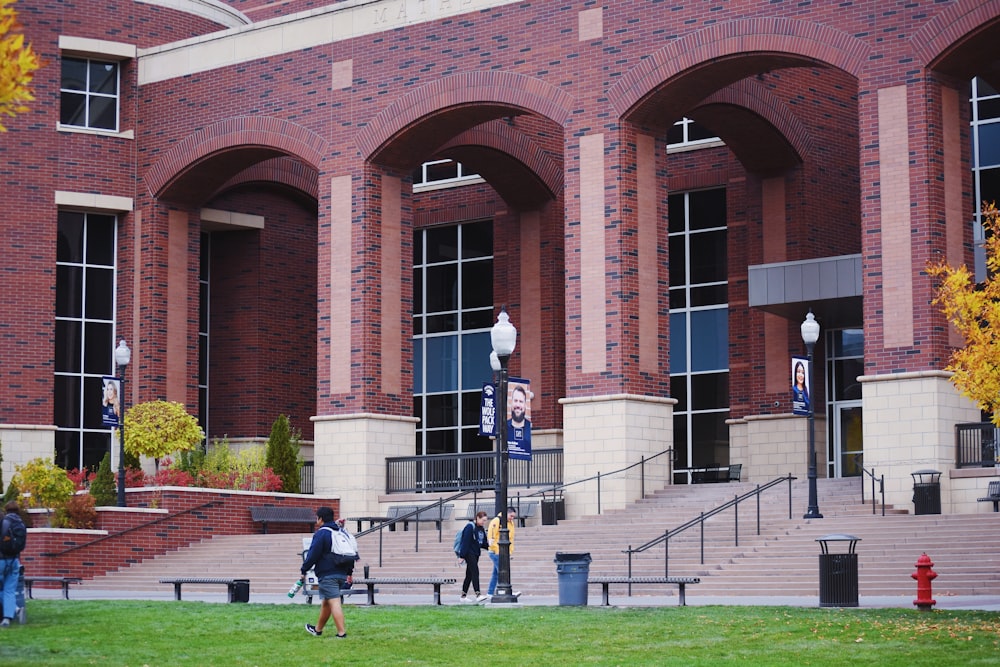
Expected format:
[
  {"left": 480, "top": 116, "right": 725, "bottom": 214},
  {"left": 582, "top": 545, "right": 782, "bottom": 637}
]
[
  {"left": 490, "top": 306, "right": 517, "bottom": 604},
  {"left": 115, "top": 339, "right": 131, "bottom": 507},
  {"left": 800, "top": 311, "right": 823, "bottom": 519}
]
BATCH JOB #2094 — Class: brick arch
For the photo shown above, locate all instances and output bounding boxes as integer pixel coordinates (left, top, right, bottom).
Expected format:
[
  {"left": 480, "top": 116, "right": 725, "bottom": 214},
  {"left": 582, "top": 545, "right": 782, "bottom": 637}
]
[
  {"left": 145, "top": 116, "right": 328, "bottom": 200},
  {"left": 436, "top": 120, "right": 563, "bottom": 206},
  {"left": 214, "top": 157, "right": 320, "bottom": 202},
  {"left": 356, "top": 71, "right": 576, "bottom": 167},
  {"left": 608, "top": 18, "right": 869, "bottom": 125},
  {"left": 911, "top": 0, "right": 1000, "bottom": 83},
  {"left": 690, "top": 79, "right": 814, "bottom": 174}
]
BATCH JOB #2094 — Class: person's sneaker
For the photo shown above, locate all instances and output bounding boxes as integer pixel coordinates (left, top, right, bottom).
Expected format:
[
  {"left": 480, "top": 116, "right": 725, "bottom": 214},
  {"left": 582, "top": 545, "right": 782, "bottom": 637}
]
[
  {"left": 512, "top": 591, "right": 522, "bottom": 597},
  {"left": 335, "top": 633, "right": 347, "bottom": 639},
  {"left": 459, "top": 594, "right": 469, "bottom": 602},
  {"left": 305, "top": 623, "right": 322, "bottom": 636},
  {"left": 476, "top": 594, "right": 489, "bottom": 603},
  {"left": 0, "top": 619, "right": 10, "bottom": 628}
]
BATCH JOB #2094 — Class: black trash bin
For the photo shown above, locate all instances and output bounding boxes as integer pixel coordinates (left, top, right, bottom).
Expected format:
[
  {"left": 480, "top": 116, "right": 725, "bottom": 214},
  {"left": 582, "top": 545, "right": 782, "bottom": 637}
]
[
  {"left": 911, "top": 469, "right": 942, "bottom": 515},
  {"left": 541, "top": 495, "right": 565, "bottom": 525},
  {"left": 230, "top": 579, "right": 251, "bottom": 603},
  {"left": 816, "top": 534, "right": 860, "bottom": 607},
  {"left": 554, "top": 552, "right": 591, "bottom": 606}
]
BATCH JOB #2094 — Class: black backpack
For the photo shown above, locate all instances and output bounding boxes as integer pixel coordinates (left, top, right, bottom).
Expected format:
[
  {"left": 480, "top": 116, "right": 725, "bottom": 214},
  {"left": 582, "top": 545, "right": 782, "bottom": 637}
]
[{"left": 0, "top": 514, "right": 27, "bottom": 557}]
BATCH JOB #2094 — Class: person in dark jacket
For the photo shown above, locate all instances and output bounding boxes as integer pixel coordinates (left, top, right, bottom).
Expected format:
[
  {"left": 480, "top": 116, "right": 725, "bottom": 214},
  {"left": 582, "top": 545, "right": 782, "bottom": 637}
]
[
  {"left": 457, "top": 511, "right": 489, "bottom": 603},
  {"left": 301, "top": 506, "right": 355, "bottom": 638}
]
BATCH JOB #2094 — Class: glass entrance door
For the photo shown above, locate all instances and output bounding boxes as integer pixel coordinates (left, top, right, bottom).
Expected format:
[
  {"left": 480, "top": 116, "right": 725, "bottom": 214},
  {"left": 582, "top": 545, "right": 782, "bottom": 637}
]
[
  {"left": 826, "top": 329, "right": 863, "bottom": 477},
  {"left": 834, "top": 404, "right": 863, "bottom": 477}
]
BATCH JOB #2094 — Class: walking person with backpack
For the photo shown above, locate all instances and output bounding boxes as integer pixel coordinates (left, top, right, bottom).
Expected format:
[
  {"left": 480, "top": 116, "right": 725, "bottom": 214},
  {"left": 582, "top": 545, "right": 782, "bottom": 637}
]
[
  {"left": 455, "top": 511, "right": 489, "bottom": 603},
  {"left": 301, "top": 506, "right": 358, "bottom": 639},
  {"left": 1, "top": 501, "right": 27, "bottom": 627}
]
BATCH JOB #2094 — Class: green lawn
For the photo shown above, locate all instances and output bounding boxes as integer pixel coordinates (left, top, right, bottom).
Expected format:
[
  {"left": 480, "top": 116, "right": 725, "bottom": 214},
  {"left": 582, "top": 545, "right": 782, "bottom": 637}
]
[{"left": 0, "top": 601, "right": 997, "bottom": 666}]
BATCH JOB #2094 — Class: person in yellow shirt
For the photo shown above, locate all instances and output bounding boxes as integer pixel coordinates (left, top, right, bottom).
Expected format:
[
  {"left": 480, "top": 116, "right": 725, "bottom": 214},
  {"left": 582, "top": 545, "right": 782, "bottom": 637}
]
[{"left": 486, "top": 507, "right": 520, "bottom": 597}]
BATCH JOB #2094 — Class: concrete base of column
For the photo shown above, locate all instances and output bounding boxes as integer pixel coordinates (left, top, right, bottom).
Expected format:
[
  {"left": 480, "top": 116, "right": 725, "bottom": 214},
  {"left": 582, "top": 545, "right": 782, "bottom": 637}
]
[
  {"left": 559, "top": 394, "right": 674, "bottom": 518},
  {"left": 311, "top": 413, "right": 418, "bottom": 518}
]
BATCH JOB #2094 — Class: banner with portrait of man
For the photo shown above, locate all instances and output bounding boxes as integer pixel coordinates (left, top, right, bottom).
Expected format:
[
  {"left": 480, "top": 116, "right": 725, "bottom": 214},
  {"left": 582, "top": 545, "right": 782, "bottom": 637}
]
[{"left": 506, "top": 377, "right": 532, "bottom": 461}]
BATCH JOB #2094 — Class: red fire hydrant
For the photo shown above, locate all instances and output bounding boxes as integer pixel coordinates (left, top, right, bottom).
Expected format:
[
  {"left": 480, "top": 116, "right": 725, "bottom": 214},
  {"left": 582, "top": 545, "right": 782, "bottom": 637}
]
[{"left": 911, "top": 552, "right": 937, "bottom": 610}]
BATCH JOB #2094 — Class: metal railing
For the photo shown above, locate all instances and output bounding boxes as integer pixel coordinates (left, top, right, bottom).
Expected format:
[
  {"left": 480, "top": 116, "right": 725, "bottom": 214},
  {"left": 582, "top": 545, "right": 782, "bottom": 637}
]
[
  {"left": 859, "top": 466, "right": 885, "bottom": 516},
  {"left": 515, "top": 448, "right": 675, "bottom": 517},
  {"left": 299, "top": 461, "right": 314, "bottom": 494},
  {"left": 355, "top": 490, "right": 483, "bottom": 567},
  {"left": 385, "top": 448, "right": 563, "bottom": 494},
  {"left": 623, "top": 474, "right": 796, "bottom": 578},
  {"left": 955, "top": 422, "right": 999, "bottom": 468}
]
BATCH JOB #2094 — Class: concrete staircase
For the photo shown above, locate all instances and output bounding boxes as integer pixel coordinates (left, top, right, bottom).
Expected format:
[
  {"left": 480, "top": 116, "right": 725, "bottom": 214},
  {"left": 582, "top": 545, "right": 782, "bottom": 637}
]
[{"left": 86, "top": 477, "right": 1000, "bottom": 599}]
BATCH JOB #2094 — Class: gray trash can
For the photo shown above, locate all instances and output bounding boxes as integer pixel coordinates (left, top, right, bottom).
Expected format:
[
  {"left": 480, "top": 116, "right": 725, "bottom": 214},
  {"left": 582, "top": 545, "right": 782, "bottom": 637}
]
[
  {"left": 230, "top": 579, "right": 250, "bottom": 603},
  {"left": 554, "top": 552, "right": 591, "bottom": 606},
  {"left": 911, "top": 469, "right": 942, "bottom": 515},
  {"left": 816, "top": 534, "right": 860, "bottom": 607}
]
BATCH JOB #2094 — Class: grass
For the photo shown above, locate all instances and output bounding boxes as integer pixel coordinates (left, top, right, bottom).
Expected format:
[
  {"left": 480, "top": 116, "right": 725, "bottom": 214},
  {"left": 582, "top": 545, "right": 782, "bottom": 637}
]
[{"left": 0, "top": 600, "right": 997, "bottom": 666}]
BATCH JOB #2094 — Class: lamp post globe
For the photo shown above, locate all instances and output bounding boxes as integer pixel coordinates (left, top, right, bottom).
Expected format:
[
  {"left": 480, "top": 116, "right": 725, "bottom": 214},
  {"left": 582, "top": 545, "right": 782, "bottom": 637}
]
[
  {"left": 114, "top": 340, "right": 131, "bottom": 507},
  {"left": 490, "top": 306, "right": 517, "bottom": 604},
  {"left": 800, "top": 311, "right": 823, "bottom": 520}
]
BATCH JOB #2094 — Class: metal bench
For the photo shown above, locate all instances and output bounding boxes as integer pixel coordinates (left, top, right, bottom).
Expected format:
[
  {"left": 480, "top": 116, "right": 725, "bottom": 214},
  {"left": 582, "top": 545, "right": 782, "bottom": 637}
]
[
  {"left": 351, "top": 577, "right": 456, "bottom": 605},
  {"left": 403, "top": 504, "right": 454, "bottom": 531},
  {"left": 347, "top": 504, "right": 418, "bottom": 532},
  {"left": 456, "top": 501, "right": 495, "bottom": 521},
  {"left": 978, "top": 480, "right": 1000, "bottom": 512},
  {"left": 512, "top": 500, "right": 539, "bottom": 527},
  {"left": 249, "top": 506, "right": 316, "bottom": 534},
  {"left": 159, "top": 577, "right": 250, "bottom": 602},
  {"left": 23, "top": 576, "right": 83, "bottom": 600},
  {"left": 588, "top": 576, "right": 701, "bottom": 606}
]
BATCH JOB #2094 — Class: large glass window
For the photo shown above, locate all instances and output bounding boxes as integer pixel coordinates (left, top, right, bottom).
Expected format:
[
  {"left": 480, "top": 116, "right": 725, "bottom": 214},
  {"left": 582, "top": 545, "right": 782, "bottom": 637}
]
[
  {"left": 973, "top": 77, "right": 1000, "bottom": 279},
  {"left": 669, "top": 189, "right": 729, "bottom": 476},
  {"left": 413, "top": 221, "right": 494, "bottom": 455},
  {"left": 667, "top": 118, "right": 721, "bottom": 149},
  {"left": 199, "top": 233, "right": 210, "bottom": 437},
  {"left": 60, "top": 57, "right": 119, "bottom": 131},
  {"left": 55, "top": 211, "right": 117, "bottom": 471},
  {"left": 412, "top": 160, "right": 483, "bottom": 190}
]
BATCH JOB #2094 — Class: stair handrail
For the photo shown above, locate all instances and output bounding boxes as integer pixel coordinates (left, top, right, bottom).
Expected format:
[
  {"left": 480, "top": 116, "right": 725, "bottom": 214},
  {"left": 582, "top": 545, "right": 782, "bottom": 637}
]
[
  {"left": 514, "top": 448, "right": 675, "bottom": 516},
  {"left": 623, "top": 474, "right": 796, "bottom": 578},
  {"left": 355, "top": 489, "right": 486, "bottom": 567},
  {"left": 859, "top": 466, "right": 885, "bottom": 516}
]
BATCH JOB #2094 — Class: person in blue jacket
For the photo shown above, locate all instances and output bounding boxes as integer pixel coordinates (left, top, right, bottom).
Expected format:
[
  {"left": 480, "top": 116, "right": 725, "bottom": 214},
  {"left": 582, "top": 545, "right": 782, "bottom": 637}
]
[
  {"left": 301, "top": 507, "right": 354, "bottom": 638},
  {"left": 457, "top": 511, "right": 489, "bottom": 603}
]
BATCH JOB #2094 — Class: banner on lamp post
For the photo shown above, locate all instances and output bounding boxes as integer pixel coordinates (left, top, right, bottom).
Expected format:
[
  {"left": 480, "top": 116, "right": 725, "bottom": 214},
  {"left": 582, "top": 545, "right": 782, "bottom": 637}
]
[
  {"left": 506, "top": 377, "right": 532, "bottom": 461},
  {"left": 791, "top": 356, "right": 811, "bottom": 416},
  {"left": 479, "top": 383, "right": 497, "bottom": 437},
  {"left": 101, "top": 375, "right": 122, "bottom": 427}
]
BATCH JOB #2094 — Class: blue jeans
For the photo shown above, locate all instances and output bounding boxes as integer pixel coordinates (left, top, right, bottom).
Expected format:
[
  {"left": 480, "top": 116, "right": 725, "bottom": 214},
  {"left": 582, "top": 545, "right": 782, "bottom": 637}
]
[
  {"left": 487, "top": 552, "right": 499, "bottom": 596},
  {"left": 1, "top": 557, "right": 19, "bottom": 620}
]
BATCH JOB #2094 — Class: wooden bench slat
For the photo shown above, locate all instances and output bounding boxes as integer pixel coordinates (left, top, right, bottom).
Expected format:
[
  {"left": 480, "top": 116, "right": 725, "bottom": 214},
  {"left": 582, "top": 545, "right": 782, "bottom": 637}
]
[
  {"left": 587, "top": 576, "right": 701, "bottom": 606},
  {"left": 249, "top": 506, "right": 316, "bottom": 534},
  {"left": 159, "top": 577, "right": 250, "bottom": 602},
  {"left": 23, "top": 576, "right": 82, "bottom": 600},
  {"left": 351, "top": 577, "right": 456, "bottom": 605}
]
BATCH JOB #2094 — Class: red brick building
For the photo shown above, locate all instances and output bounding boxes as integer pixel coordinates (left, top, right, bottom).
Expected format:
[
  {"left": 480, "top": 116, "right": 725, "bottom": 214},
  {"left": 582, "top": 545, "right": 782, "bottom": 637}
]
[{"left": 2, "top": 0, "right": 1000, "bottom": 515}]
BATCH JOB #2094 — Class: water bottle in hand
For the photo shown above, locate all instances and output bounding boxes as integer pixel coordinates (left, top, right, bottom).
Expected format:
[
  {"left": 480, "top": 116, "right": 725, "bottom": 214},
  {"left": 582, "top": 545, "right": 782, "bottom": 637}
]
[{"left": 288, "top": 579, "right": 304, "bottom": 598}]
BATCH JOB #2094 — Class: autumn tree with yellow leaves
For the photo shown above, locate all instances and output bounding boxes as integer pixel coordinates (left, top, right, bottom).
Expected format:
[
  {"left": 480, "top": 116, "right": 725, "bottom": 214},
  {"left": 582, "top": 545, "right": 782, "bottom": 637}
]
[
  {"left": 928, "top": 202, "right": 1000, "bottom": 425},
  {"left": 0, "top": 0, "right": 39, "bottom": 130}
]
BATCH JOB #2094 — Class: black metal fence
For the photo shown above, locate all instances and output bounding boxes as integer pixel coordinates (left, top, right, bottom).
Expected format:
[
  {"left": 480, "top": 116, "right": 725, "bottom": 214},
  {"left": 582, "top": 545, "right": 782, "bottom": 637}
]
[
  {"left": 385, "top": 448, "right": 563, "bottom": 494},
  {"left": 300, "top": 460, "right": 314, "bottom": 494},
  {"left": 955, "top": 422, "right": 999, "bottom": 468}
]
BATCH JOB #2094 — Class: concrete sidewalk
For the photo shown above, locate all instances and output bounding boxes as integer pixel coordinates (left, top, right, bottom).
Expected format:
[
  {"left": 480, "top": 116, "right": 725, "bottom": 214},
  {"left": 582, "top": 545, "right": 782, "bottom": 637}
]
[{"left": 28, "top": 587, "right": 1000, "bottom": 611}]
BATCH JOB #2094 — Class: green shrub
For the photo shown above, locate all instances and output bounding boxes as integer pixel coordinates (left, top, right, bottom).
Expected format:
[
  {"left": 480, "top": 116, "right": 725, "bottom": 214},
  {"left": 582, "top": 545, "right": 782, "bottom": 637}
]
[
  {"left": 12, "top": 458, "right": 75, "bottom": 510},
  {"left": 266, "top": 415, "right": 302, "bottom": 493},
  {"left": 124, "top": 400, "right": 204, "bottom": 467},
  {"left": 89, "top": 452, "right": 117, "bottom": 506}
]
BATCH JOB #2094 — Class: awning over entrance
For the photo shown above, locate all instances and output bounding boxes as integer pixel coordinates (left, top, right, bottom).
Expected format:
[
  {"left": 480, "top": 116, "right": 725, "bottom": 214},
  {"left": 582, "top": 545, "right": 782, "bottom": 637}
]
[{"left": 748, "top": 254, "right": 862, "bottom": 328}]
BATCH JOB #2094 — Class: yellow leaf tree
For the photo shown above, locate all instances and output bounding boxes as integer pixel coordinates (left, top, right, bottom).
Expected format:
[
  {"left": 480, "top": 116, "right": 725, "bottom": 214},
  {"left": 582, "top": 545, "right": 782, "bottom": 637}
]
[
  {"left": 123, "top": 401, "right": 205, "bottom": 470},
  {"left": 928, "top": 202, "right": 1000, "bottom": 425},
  {"left": 0, "top": 0, "right": 40, "bottom": 131}
]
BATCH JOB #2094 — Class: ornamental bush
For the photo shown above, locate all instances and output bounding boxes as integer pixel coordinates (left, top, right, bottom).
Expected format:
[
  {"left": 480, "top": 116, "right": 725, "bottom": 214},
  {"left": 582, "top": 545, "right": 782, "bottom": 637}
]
[
  {"left": 123, "top": 400, "right": 205, "bottom": 467},
  {"left": 266, "top": 415, "right": 302, "bottom": 493},
  {"left": 12, "top": 457, "right": 75, "bottom": 510},
  {"left": 89, "top": 453, "right": 117, "bottom": 506}
]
